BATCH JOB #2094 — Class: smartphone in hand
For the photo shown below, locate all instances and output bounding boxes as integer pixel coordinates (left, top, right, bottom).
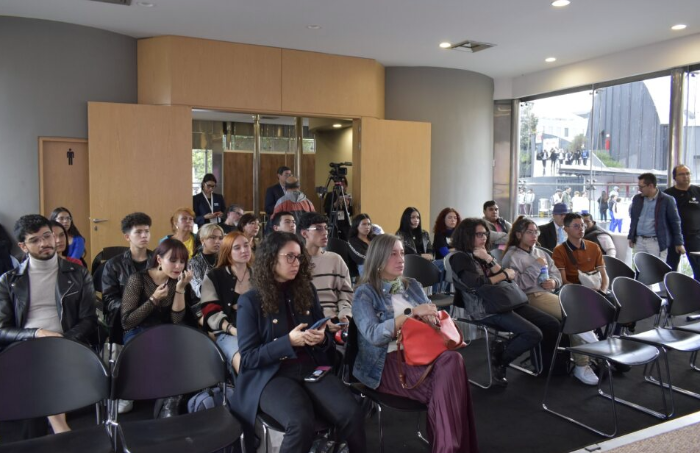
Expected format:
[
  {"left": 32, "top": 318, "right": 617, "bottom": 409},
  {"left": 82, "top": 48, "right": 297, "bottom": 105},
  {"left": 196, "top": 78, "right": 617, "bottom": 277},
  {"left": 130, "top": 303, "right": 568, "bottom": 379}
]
[
  {"left": 304, "top": 366, "right": 332, "bottom": 382},
  {"left": 308, "top": 317, "right": 331, "bottom": 330}
]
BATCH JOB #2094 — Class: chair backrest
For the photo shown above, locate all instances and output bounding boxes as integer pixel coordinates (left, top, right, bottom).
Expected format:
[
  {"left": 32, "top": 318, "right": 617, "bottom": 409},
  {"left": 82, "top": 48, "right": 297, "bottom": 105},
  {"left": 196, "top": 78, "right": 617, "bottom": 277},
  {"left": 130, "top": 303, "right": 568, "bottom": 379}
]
[
  {"left": 93, "top": 261, "right": 107, "bottom": 294},
  {"left": 665, "top": 271, "right": 700, "bottom": 316},
  {"left": 603, "top": 255, "right": 634, "bottom": 282},
  {"left": 611, "top": 277, "right": 663, "bottom": 325},
  {"left": 558, "top": 285, "right": 617, "bottom": 335},
  {"left": 490, "top": 248, "right": 504, "bottom": 263},
  {"left": 326, "top": 237, "right": 359, "bottom": 278},
  {"left": 403, "top": 254, "right": 440, "bottom": 287},
  {"left": 342, "top": 319, "right": 361, "bottom": 385},
  {"left": 0, "top": 337, "right": 109, "bottom": 421},
  {"left": 112, "top": 324, "right": 226, "bottom": 401},
  {"left": 634, "top": 252, "right": 672, "bottom": 285},
  {"left": 103, "top": 246, "right": 129, "bottom": 262}
]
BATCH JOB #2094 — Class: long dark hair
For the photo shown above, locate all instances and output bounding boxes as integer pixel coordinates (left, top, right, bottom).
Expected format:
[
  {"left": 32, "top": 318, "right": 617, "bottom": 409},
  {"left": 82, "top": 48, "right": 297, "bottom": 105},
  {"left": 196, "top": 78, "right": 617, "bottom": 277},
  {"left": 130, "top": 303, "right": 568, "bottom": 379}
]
[
  {"left": 433, "top": 207, "right": 461, "bottom": 235},
  {"left": 600, "top": 190, "right": 609, "bottom": 202},
  {"left": 452, "top": 218, "right": 491, "bottom": 253},
  {"left": 348, "top": 214, "right": 375, "bottom": 240},
  {"left": 397, "top": 207, "right": 422, "bottom": 235},
  {"left": 49, "top": 207, "right": 82, "bottom": 238},
  {"left": 251, "top": 232, "right": 314, "bottom": 317},
  {"left": 504, "top": 216, "right": 537, "bottom": 253}
]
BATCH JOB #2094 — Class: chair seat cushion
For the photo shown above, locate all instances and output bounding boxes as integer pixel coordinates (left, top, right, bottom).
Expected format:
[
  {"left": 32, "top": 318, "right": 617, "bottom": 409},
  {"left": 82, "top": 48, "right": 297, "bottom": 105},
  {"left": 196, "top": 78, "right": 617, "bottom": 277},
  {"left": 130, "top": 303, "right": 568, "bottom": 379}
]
[
  {"left": 350, "top": 383, "right": 426, "bottom": 412},
  {"left": 627, "top": 328, "right": 700, "bottom": 353},
  {"left": 258, "top": 412, "right": 330, "bottom": 433},
  {"left": 0, "top": 425, "right": 113, "bottom": 453},
  {"left": 429, "top": 294, "right": 454, "bottom": 308},
  {"left": 672, "top": 322, "right": 700, "bottom": 335},
  {"left": 119, "top": 405, "right": 241, "bottom": 453},
  {"left": 567, "top": 338, "right": 659, "bottom": 366}
]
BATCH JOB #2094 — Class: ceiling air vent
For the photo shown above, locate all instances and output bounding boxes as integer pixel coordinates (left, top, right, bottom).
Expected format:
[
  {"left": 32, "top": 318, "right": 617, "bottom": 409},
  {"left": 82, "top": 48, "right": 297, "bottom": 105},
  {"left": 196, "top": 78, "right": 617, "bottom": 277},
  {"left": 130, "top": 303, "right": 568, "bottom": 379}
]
[
  {"left": 89, "top": 0, "right": 132, "bottom": 5},
  {"left": 448, "top": 39, "right": 495, "bottom": 53}
]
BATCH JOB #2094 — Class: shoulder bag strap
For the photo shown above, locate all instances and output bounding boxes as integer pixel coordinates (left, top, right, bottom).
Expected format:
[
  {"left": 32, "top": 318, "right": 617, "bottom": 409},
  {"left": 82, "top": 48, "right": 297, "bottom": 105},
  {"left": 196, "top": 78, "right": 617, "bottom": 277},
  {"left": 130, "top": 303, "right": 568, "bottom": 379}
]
[{"left": 563, "top": 243, "right": 579, "bottom": 270}]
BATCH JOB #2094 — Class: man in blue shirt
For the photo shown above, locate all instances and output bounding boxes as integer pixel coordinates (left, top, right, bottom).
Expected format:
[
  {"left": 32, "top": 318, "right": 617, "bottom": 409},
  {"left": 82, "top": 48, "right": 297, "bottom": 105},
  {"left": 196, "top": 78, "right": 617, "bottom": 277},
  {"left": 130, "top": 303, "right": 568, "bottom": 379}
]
[{"left": 628, "top": 173, "right": 684, "bottom": 262}]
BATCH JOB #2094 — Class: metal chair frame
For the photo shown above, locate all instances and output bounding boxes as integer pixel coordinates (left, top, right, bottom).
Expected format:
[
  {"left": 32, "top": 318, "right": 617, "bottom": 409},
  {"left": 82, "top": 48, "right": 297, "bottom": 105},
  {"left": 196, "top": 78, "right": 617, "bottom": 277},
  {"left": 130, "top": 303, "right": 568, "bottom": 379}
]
[{"left": 664, "top": 271, "right": 700, "bottom": 371}]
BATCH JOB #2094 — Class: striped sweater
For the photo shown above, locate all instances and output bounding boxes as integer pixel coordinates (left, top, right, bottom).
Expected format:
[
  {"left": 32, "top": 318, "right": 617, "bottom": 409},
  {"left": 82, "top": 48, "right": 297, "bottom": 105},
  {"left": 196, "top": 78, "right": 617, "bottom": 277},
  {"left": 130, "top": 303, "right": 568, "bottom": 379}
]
[{"left": 309, "top": 251, "right": 353, "bottom": 320}]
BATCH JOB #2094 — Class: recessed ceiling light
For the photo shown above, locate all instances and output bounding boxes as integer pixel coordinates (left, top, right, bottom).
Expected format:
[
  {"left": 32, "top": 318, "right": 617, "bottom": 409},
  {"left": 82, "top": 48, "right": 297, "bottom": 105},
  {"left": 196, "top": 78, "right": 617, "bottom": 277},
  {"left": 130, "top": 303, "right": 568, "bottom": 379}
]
[
  {"left": 137, "top": 2, "right": 155, "bottom": 6},
  {"left": 306, "top": 25, "right": 322, "bottom": 30},
  {"left": 545, "top": 57, "right": 557, "bottom": 63},
  {"left": 671, "top": 24, "right": 687, "bottom": 31},
  {"left": 551, "top": 0, "right": 570, "bottom": 7},
  {"left": 439, "top": 42, "right": 452, "bottom": 49},
  {"left": 332, "top": 123, "right": 342, "bottom": 128}
]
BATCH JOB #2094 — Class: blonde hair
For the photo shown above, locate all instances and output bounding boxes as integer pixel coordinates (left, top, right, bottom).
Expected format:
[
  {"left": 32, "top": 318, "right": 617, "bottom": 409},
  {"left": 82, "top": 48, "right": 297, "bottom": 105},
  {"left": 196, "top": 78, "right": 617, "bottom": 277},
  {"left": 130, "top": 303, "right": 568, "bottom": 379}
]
[
  {"left": 170, "top": 207, "right": 195, "bottom": 232},
  {"left": 198, "top": 223, "right": 224, "bottom": 241},
  {"left": 359, "top": 234, "right": 408, "bottom": 297}
]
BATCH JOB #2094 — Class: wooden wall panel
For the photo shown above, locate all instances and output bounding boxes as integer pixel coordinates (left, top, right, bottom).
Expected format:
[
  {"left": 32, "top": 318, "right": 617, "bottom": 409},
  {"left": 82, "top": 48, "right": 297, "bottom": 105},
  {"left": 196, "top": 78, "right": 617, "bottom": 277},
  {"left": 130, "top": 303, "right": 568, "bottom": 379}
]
[
  {"left": 281, "top": 49, "right": 385, "bottom": 118},
  {"left": 88, "top": 103, "right": 192, "bottom": 256},
  {"left": 359, "top": 118, "right": 431, "bottom": 234},
  {"left": 137, "top": 37, "right": 172, "bottom": 105},
  {"left": 224, "top": 153, "right": 317, "bottom": 217},
  {"left": 39, "top": 138, "right": 91, "bottom": 263}
]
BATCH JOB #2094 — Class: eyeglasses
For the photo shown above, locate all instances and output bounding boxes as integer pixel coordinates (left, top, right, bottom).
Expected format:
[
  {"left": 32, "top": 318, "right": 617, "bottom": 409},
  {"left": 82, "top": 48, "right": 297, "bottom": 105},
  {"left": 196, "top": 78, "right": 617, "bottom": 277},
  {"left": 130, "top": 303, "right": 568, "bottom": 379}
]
[
  {"left": 24, "top": 231, "right": 54, "bottom": 246},
  {"left": 55, "top": 216, "right": 72, "bottom": 222},
  {"left": 524, "top": 230, "right": 540, "bottom": 236},
  {"left": 279, "top": 253, "right": 305, "bottom": 264},
  {"left": 475, "top": 232, "right": 489, "bottom": 238},
  {"left": 638, "top": 184, "right": 649, "bottom": 190},
  {"left": 306, "top": 225, "right": 328, "bottom": 232}
]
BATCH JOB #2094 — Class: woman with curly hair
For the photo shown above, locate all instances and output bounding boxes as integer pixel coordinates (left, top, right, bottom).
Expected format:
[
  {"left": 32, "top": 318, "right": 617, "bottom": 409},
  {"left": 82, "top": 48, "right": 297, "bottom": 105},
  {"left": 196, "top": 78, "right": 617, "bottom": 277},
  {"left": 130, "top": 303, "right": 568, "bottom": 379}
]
[
  {"left": 432, "top": 208, "right": 461, "bottom": 260},
  {"left": 233, "top": 232, "right": 365, "bottom": 453}
]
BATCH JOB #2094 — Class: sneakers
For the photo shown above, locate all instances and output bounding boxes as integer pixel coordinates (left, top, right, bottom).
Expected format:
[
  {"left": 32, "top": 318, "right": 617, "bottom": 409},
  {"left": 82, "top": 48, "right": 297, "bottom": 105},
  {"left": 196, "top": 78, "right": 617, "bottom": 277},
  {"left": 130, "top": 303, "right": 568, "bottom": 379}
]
[
  {"left": 117, "top": 399, "right": 134, "bottom": 414},
  {"left": 573, "top": 365, "right": 599, "bottom": 386}
]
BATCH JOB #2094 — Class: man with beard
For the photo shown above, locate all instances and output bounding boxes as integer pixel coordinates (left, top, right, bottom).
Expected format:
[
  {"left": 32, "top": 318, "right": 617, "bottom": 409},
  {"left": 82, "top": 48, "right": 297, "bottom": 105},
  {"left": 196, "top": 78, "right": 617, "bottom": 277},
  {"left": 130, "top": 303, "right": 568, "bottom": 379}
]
[{"left": 0, "top": 214, "right": 97, "bottom": 434}]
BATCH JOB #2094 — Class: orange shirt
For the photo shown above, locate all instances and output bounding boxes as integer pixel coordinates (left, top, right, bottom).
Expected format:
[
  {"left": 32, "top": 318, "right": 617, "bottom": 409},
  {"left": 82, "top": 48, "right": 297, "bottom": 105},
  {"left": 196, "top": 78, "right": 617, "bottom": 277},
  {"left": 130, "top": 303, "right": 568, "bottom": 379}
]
[{"left": 552, "top": 239, "right": 604, "bottom": 284}]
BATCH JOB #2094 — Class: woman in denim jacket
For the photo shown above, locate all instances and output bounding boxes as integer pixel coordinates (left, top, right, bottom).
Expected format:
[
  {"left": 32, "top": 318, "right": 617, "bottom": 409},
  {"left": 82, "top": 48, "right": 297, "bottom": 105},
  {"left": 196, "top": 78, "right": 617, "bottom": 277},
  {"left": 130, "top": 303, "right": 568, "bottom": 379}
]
[{"left": 352, "top": 234, "right": 479, "bottom": 453}]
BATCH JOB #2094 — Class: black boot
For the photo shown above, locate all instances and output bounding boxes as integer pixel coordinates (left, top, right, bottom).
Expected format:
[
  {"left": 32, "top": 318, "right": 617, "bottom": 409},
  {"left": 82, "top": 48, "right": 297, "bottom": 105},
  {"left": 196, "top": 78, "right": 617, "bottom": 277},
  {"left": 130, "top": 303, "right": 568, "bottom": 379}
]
[{"left": 489, "top": 339, "right": 508, "bottom": 388}]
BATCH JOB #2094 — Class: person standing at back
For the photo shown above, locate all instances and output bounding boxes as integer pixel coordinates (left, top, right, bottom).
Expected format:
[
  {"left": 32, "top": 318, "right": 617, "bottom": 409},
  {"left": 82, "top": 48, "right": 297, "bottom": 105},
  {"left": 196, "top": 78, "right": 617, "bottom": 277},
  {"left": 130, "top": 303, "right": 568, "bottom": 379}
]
[
  {"left": 264, "top": 166, "right": 292, "bottom": 219},
  {"left": 193, "top": 173, "right": 226, "bottom": 228},
  {"left": 664, "top": 165, "right": 700, "bottom": 280}
]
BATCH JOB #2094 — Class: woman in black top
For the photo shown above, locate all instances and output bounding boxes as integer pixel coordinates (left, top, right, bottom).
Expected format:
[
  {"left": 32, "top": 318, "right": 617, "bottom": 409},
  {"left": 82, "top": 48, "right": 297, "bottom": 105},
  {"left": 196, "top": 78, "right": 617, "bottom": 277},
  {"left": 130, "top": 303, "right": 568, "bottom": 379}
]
[
  {"left": 395, "top": 207, "right": 433, "bottom": 260},
  {"left": 199, "top": 231, "right": 253, "bottom": 373},
  {"left": 193, "top": 173, "right": 226, "bottom": 228},
  {"left": 432, "top": 207, "right": 461, "bottom": 260},
  {"left": 232, "top": 232, "right": 366, "bottom": 453},
  {"left": 347, "top": 213, "right": 375, "bottom": 268},
  {"left": 121, "top": 238, "right": 194, "bottom": 342}
]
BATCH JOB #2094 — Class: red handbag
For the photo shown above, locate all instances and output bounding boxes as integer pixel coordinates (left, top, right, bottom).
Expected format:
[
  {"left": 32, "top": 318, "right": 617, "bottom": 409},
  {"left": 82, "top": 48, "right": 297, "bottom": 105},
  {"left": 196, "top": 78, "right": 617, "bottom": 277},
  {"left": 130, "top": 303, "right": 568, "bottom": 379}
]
[{"left": 396, "top": 310, "right": 466, "bottom": 389}]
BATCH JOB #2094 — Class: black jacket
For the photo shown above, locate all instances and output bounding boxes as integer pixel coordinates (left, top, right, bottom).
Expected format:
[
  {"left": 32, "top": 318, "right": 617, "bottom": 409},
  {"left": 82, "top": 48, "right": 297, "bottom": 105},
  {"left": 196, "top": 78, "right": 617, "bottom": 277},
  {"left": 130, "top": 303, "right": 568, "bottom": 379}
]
[
  {"left": 193, "top": 192, "right": 226, "bottom": 228},
  {"left": 102, "top": 249, "right": 153, "bottom": 343},
  {"left": 396, "top": 229, "right": 433, "bottom": 256},
  {"left": 0, "top": 258, "right": 97, "bottom": 349},
  {"left": 264, "top": 184, "right": 285, "bottom": 217},
  {"left": 538, "top": 221, "right": 559, "bottom": 252},
  {"left": 583, "top": 224, "right": 614, "bottom": 256}
]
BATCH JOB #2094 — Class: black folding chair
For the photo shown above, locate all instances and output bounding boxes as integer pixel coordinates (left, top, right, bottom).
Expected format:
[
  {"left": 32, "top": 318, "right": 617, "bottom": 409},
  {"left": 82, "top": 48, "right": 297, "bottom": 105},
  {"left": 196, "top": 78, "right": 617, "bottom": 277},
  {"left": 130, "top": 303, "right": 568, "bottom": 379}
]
[
  {"left": 634, "top": 251, "right": 672, "bottom": 298},
  {"left": 603, "top": 255, "right": 634, "bottom": 282},
  {"left": 613, "top": 276, "right": 700, "bottom": 402},
  {"left": 542, "top": 285, "right": 663, "bottom": 438},
  {"left": 0, "top": 338, "right": 113, "bottom": 453},
  {"left": 403, "top": 254, "right": 453, "bottom": 308},
  {"left": 109, "top": 324, "right": 242, "bottom": 453},
  {"left": 343, "top": 319, "right": 428, "bottom": 453},
  {"left": 663, "top": 272, "right": 700, "bottom": 372}
]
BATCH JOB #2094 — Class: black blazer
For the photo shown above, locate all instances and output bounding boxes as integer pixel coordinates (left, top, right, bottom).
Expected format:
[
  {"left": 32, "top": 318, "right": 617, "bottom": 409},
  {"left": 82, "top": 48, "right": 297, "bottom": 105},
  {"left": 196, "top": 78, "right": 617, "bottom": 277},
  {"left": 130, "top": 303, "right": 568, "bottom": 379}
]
[
  {"left": 193, "top": 192, "right": 226, "bottom": 228},
  {"left": 232, "top": 286, "right": 334, "bottom": 430},
  {"left": 264, "top": 184, "right": 285, "bottom": 217},
  {"left": 538, "top": 221, "right": 558, "bottom": 253}
]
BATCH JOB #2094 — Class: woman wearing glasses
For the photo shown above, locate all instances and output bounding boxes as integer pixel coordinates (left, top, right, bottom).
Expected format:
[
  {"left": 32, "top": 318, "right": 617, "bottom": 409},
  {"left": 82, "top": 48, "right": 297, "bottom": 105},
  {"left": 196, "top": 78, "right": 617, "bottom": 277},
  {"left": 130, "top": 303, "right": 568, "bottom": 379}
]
[
  {"left": 233, "top": 232, "right": 365, "bottom": 453},
  {"left": 49, "top": 207, "right": 85, "bottom": 262},
  {"left": 448, "top": 218, "right": 559, "bottom": 387},
  {"left": 193, "top": 173, "right": 226, "bottom": 228}
]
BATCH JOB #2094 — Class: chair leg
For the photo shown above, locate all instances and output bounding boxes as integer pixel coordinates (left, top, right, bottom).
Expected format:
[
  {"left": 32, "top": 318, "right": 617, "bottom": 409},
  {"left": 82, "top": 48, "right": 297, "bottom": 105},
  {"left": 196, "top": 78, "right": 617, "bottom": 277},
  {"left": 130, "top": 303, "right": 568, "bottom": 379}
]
[
  {"left": 509, "top": 344, "right": 543, "bottom": 377},
  {"left": 377, "top": 404, "right": 384, "bottom": 453},
  {"left": 644, "top": 348, "right": 700, "bottom": 399},
  {"left": 689, "top": 351, "right": 700, "bottom": 372},
  {"left": 598, "top": 353, "right": 673, "bottom": 419},
  {"left": 461, "top": 323, "right": 493, "bottom": 389},
  {"left": 416, "top": 412, "right": 429, "bottom": 445},
  {"left": 262, "top": 422, "right": 270, "bottom": 453}
]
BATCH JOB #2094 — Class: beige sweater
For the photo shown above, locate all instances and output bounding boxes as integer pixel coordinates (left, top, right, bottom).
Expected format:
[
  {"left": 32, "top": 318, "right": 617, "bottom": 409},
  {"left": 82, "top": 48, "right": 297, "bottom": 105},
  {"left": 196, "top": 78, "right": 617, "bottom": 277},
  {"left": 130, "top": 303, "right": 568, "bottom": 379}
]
[{"left": 310, "top": 251, "right": 353, "bottom": 320}]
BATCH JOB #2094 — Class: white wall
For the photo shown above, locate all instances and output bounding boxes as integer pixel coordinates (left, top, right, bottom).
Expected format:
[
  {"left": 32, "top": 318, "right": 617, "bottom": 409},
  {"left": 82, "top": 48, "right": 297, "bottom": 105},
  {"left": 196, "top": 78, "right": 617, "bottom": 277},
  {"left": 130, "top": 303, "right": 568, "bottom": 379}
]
[
  {"left": 385, "top": 67, "right": 494, "bottom": 225},
  {"left": 495, "top": 32, "right": 700, "bottom": 100},
  {"left": 0, "top": 17, "right": 136, "bottom": 237}
]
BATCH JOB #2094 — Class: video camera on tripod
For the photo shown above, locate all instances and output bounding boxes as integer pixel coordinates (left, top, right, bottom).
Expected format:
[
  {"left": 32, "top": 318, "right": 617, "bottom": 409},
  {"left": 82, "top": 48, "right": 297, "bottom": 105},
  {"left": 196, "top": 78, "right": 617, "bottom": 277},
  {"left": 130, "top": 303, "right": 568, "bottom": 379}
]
[{"left": 319, "top": 162, "right": 353, "bottom": 238}]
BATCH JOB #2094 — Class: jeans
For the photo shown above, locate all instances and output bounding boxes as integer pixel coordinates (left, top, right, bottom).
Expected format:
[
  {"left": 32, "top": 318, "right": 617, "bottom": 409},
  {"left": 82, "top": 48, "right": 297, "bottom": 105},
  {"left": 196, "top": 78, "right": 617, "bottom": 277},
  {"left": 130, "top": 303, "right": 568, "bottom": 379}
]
[
  {"left": 122, "top": 326, "right": 146, "bottom": 344},
  {"left": 666, "top": 246, "right": 700, "bottom": 281},
  {"left": 480, "top": 304, "right": 560, "bottom": 367}
]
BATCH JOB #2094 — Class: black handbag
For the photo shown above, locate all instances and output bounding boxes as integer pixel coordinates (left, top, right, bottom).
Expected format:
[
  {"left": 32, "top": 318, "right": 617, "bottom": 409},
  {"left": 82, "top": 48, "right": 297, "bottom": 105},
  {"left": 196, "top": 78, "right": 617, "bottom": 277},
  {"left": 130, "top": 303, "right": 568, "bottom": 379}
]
[{"left": 476, "top": 280, "right": 528, "bottom": 314}]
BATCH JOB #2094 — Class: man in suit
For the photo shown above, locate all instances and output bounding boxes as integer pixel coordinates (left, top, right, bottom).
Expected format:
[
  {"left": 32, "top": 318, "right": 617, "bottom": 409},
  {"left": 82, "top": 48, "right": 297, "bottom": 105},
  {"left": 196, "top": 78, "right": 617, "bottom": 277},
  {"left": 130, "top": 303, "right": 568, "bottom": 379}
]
[
  {"left": 538, "top": 202, "right": 569, "bottom": 252},
  {"left": 264, "top": 166, "right": 292, "bottom": 218}
]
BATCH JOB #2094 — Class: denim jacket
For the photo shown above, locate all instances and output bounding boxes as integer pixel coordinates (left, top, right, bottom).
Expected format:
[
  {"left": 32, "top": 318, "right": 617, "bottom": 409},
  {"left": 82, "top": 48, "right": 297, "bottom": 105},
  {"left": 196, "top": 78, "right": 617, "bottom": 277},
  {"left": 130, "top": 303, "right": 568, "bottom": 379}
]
[{"left": 351, "top": 278, "right": 428, "bottom": 389}]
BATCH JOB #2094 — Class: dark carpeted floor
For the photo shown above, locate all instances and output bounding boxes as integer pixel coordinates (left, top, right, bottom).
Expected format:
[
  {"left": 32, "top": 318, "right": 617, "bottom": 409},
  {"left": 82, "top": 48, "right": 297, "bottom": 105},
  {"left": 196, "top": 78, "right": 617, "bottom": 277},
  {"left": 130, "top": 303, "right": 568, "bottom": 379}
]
[{"left": 3, "top": 323, "right": 700, "bottom": 453}]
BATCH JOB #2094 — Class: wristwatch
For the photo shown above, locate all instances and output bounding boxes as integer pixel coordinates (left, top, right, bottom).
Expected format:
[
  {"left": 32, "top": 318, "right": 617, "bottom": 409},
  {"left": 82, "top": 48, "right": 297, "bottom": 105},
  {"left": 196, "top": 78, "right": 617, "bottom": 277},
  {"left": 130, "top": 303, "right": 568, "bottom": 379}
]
[
  {"left": 486, "top": 258, "right": 497, "bottom": 268},
  {"left": 404, "top": 308, "right": 413, "bottom": 316}
]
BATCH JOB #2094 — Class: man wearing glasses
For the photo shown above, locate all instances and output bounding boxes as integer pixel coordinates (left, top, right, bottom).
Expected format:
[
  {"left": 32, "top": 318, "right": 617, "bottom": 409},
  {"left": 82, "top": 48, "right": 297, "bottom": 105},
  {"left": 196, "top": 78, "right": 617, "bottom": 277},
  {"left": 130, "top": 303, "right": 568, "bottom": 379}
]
[
  {"left": 628, "top": 172, "right": 684, "bottom": 262},
  {"left": 0, "top": 215, "right": 97, "bottom": 433},
  {"left": 665, "top": 165, "right": 700, "bottom": 280},
  {"left": 299, "top": 213, "right": 353, "bottom": 332}
]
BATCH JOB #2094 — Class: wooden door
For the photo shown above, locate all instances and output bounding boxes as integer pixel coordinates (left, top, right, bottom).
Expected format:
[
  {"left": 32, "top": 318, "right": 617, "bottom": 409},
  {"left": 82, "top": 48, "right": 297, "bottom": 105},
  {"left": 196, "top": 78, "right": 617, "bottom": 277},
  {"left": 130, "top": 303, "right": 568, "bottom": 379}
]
[
  {"left": 39, "top": 138, "right": 91, "bottom": 262},
  {"left": 88, "top": 103, "right": 192, "bottom": 255},
  {"left": 354, "top": 118, "right": 431, "bottom": 234}
]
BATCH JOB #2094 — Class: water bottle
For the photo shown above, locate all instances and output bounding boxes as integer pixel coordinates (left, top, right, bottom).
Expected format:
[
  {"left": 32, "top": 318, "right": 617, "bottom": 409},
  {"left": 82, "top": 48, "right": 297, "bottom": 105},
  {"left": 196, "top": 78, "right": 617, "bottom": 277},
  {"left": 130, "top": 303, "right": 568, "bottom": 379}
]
[{"left": 538, "top": 266, "right": 549, "bottom": 286}]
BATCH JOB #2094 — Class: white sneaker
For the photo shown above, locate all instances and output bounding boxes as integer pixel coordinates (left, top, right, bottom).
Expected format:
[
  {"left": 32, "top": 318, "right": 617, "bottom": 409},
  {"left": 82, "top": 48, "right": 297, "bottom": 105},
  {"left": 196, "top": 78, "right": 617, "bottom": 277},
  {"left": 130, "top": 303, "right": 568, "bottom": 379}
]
[
  {"left": 117, "top": 399, "right": 134, "bottom": 414},
  {"left": 573, "top": 365, "right": 599, "bottom": 386}
]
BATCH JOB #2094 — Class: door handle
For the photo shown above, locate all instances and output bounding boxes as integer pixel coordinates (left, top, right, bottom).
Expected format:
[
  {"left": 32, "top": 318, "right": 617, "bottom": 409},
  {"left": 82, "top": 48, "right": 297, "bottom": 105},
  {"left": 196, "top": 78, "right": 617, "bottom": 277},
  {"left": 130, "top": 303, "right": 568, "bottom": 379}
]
[{"left": 92, "top": 218, "right": 109, "bottom": 223}]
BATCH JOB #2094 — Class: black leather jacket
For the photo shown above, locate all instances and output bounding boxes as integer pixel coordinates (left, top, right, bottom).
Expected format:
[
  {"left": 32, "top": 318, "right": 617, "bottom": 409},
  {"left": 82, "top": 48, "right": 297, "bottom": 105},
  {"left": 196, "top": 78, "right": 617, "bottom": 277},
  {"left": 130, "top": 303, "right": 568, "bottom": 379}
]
[
  {"left": 0, "top": 258, "right": 97, "bottom": 348},
  {"left": 102, "top": 249, "right": 153, "bottom": 328}
]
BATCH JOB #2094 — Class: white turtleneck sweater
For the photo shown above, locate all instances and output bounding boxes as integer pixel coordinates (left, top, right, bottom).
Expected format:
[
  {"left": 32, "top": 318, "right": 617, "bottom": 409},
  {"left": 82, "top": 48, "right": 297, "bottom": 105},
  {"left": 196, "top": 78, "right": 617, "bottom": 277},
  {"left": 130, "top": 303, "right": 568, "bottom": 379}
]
[{"left": 24, "top": 254, "right": 63, "bottom": 334}]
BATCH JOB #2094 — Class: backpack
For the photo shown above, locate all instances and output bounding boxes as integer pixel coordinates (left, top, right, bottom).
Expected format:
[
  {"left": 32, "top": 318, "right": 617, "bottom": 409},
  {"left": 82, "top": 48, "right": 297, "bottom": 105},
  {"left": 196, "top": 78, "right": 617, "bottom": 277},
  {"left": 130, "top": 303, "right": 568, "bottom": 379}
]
[{"left": 188, "top": 384, "right": 235, "bottom": 413}]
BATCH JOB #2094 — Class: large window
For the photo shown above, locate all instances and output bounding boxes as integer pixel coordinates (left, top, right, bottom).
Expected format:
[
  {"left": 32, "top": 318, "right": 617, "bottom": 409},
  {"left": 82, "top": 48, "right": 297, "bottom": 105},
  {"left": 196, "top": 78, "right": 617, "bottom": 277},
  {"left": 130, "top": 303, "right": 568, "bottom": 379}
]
[
  {"left": 518, "top": 75, "right": 672, "bottom": 236},
  {"left": 684, "top": 69, "right": 700, "bottom": 183}
]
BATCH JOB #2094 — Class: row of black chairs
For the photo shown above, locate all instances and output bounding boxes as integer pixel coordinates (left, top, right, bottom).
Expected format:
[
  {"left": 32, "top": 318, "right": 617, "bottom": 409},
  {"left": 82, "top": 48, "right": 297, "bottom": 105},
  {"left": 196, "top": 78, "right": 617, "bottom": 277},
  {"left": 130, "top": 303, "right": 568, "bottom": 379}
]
[{"left": 0, "top": 325, "right": 241, "bottom": 453}]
